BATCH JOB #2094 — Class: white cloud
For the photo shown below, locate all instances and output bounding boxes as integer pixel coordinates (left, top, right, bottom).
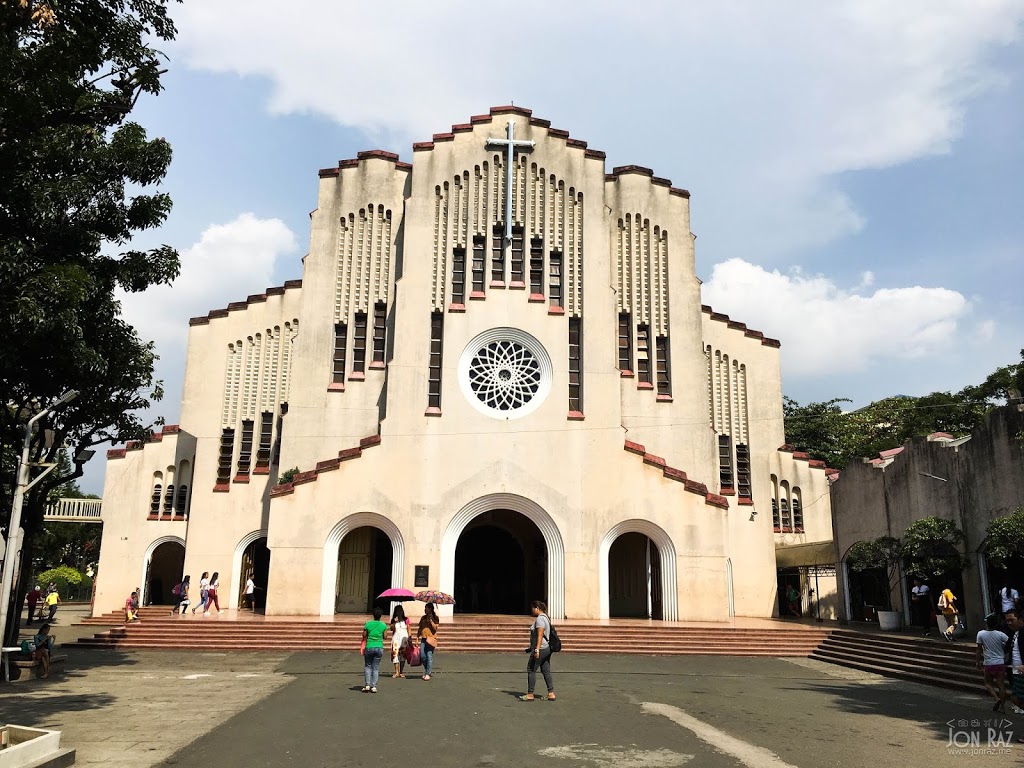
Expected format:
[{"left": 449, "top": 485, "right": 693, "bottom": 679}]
[
  {"left": 702, "top": 258, "right": 974, "bottom": 376},
  {"left": 118, "top": 213, "right": 298, "bottom": 349},
  {"left": 171, "top": 1, "right": 1024, "bottom": 257}
]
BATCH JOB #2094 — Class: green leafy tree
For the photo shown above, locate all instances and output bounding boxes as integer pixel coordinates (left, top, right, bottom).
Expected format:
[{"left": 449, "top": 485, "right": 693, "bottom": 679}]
[
  {"left": 982, "top": 507, "right": 1024, "bottom": 570},
  {"left": 902, "top": 516, "right": 970, "bottom": 579},
  {"left": 0, "top": 0, "right": 180, "bottom": 644},
  {"left": 846, "top": 536, "right": 905, "bottom": 610}
]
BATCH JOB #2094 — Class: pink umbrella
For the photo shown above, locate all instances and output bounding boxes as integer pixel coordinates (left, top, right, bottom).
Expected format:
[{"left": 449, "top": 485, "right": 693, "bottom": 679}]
[{"left": 378, "top": 588, "right": 417, "bottom": 601}]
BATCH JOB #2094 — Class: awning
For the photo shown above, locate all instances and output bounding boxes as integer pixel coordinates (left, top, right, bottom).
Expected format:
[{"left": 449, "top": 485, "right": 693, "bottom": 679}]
[{"left": 775, "top": 540, "right": 836, "bottom": 569}]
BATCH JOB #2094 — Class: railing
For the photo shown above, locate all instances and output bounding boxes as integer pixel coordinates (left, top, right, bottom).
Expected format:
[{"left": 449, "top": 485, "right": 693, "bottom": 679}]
[{"left": 43, "top": 497, "right": 103, "bottom": 522}]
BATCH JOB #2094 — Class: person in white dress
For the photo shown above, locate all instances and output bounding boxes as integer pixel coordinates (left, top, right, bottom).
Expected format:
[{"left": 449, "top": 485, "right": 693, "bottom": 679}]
[{"left": 389, "top": 604, "right": 410, "bottom": 678}]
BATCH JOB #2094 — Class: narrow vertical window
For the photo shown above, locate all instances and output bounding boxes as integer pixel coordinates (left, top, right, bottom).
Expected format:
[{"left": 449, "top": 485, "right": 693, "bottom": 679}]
[
  {"left": 372, "top": 302, "right": 386, "bottom": 367},
  {"left": 772, "top": 498, "right": 780, "bottom": 529},
  {"left": 780, "top": 497, "right": 791, "bottom": 530},
  {"left": 735, "top": 443, "right": 751, "bottom": 499},
  {"left": 271, "top": 404, "right": 287, "bottom": 467},
  {"left": 175, "top": 485, "right": 189, "bottom": 516},
  {"left": 792, "top": 489, "right": 803, "bottom": 529},
  {"left": 255, "top": 411, "right": 273, "bottom": 472},
  {"left": 636, "top": 324, "right": 652, "bottom": 385},
  {"left": 509, "top": 226, "right": 525, "bottom": 286},
  {"left": 216, "top": 428, "right": 234, "bottom": 488},
  {"left": 617, "top": 313, "right": 633, "bottom": 373},
  {"left": 150, "top": 484, "right": 162, "bottom": 516},
  {"left": 471, "top": 235, "right": 486, "bottom": 296},
  {"left": 718, "top": 434, "right": 734, "bottom": 490},
  {"left": 655, "top": 336, "right": 671, "bottom": 398},
  {"left": 331, "top": 323, "right": 347, "bottom": 386},
  {"left": 451, "top": 247, "right": 466, "bottom": 305},
  {"left": 162, "top": 484, "right": 174, "bottom": 516},
  {"left": 490, "top": 224, "right": 505, "bottom": 285},
  {"left": 529, "top": 237, "right": 544, "bottom": 297},
  {"left": 426, "top": 312, "right": 444, "bottom": 414},
  {"left": 549, "top": 251, "right": 563, "bottom": 309},
  {"left": 352, "top": 312, "right": 367, "bottom": 375},
  {"left": 568, "top": 318, "right": 583, "bottom": 415},
  {"left": 236, "top": 419, "right": 254, "bottom": 478}
]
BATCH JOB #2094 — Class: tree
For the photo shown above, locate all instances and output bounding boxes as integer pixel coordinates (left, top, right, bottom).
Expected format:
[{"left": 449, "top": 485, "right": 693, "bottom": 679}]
[
  {"left": 0, "top": 0, "right": 180, "bottom": 644},
  {"left": 902, "top": 516, "right": 970, "bottom": 580},
  {"left": 982, "top": 507, "right": 1024, "bottom": 570},
  {"left": 846, "top": 536, "right": 905, "bottom": 611},
  {"left": 784, "top": 352, "right": 1024, "bottom": 469}
]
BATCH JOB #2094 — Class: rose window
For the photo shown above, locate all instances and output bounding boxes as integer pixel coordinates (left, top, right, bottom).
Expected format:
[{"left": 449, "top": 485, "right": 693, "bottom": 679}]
[{"left": 459, "top": 328, "right": 552, "bottom": 420}]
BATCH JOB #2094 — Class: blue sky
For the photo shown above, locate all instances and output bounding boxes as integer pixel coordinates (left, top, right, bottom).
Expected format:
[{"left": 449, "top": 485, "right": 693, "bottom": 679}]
[{"left": 84, "top": 1, "right": 1024, "bottom": 492}]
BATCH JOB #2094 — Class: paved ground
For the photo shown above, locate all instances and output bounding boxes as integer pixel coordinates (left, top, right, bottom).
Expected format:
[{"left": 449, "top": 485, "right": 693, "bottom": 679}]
[{"left": 3, "top": 638, "right": 1018, "bottom": 767}]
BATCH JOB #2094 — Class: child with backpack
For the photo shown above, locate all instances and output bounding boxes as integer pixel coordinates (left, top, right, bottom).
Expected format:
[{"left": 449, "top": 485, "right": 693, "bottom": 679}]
[{"left": 170, "top": 576, "right": 191, "bottom": 615}]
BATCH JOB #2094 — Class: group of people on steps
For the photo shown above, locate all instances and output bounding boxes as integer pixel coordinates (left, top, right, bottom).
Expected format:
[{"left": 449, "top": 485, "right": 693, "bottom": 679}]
[
  {"left": 360, "top": 599, "right": 557, "bottom": 701},
  {"left": 166, "top": 571, "right": 224, "bottom": 615}
]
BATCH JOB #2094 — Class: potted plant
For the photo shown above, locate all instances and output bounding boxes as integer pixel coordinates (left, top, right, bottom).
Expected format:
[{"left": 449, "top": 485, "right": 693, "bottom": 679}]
[{"left": 846, "top": 536, "right": 905, "bottom": 630}]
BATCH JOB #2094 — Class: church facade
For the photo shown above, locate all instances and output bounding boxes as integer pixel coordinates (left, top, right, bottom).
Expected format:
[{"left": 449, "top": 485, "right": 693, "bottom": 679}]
[{"left": 94, "top": 106, "right": 835, "bottom": 621}]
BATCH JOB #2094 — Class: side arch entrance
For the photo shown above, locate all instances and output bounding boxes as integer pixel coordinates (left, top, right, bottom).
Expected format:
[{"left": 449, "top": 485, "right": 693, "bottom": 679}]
[
  {"left": 441, "top": 494, "right": 565, "bottom": 619},
  {"left": 142, "top": 536, "right": 185, "bottom": 606},
  {"left": 233, "top": 531, "right": 271, "bottom": 612},
  {"left": 599, "top": 521, "right": 678, "bottom": 621},
  {"left": 320, "top": 513, "right": 405, "bottom": 616}
]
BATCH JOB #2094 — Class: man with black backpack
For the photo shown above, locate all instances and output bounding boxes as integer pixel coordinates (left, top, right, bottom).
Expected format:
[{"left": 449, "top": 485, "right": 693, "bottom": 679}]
[{"left": 520, "top": 599, "right": 557, "bottom": 701}]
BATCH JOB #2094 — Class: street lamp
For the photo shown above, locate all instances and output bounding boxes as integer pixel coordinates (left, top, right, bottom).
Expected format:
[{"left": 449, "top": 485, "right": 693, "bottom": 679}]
[{"left": 0, "top": 390, "right": 79, "bottom": 645}]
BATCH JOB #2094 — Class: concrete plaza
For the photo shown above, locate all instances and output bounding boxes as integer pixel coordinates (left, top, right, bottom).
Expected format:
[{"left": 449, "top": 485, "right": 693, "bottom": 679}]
[{"left": 2, "top": 625, "right": 1019, "bottom": 768}]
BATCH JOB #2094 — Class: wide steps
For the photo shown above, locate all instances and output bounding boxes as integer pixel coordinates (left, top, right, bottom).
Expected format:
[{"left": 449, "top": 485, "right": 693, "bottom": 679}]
[
  {"left": 71, "top": 613, "right": 829, "bottom": 656},
  {"left": 810, "top": 629, "right": 984, "bottom": 695}
]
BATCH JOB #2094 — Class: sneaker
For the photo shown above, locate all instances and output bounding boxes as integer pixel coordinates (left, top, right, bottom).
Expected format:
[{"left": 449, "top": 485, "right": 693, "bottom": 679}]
[
  {"left": 361, "top": 686, "right": 370, "bottom": 693},
  {"left": 370, "top": 687, "right": 377, "bottom": 693},
  {"left": 203, "top": 611, "right": 210, "bottom": 616}
]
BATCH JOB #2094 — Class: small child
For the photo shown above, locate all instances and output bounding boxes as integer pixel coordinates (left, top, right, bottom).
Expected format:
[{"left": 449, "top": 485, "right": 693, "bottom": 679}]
[{"left": 32, "top": 624, "right": 55, "bottom": 678}]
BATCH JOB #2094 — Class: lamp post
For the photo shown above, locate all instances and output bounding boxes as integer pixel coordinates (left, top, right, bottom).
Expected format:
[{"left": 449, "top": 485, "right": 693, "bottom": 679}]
[{"left": 0, "top": 390, "right": 79, "bottom": 645}]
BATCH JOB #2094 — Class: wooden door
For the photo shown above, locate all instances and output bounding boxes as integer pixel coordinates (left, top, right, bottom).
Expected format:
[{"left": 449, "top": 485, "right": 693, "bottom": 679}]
[{"left": 335, "top": 528, "right": 372, "bottom": 613}]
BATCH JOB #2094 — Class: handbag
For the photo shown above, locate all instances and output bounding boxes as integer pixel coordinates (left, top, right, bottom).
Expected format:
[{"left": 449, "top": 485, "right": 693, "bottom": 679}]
[{"left": 406, "top": 642, "right": 422, "bottom": 666}]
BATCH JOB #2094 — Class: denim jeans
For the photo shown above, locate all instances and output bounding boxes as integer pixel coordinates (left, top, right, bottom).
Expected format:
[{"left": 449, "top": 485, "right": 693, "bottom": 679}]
[
  {"left": 421, "top": 639, "right": 435, "bottom": 675},
  {"left": 527, "top": 647, "right": 554, "bottom": 694},
  {"left": 363, "top": 647, "right": 383, "bottom": 687}
]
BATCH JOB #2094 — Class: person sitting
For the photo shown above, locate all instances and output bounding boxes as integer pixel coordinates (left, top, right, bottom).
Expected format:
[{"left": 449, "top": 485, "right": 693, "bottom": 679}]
[
  {"left": 124, "top": 591, "right": 141, "bottom": 622},
  {"left": 32, "top": 624, "right": 56, "bottom": 678}
]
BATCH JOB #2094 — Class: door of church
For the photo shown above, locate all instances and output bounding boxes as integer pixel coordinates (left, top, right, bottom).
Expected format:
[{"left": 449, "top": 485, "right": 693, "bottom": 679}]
[{"left": 336, "top": 528, "right": 374, "bottom": 613}]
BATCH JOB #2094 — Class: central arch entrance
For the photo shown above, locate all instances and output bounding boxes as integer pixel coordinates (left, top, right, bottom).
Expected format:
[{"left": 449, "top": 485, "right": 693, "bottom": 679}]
[
  {"left": 454, "top": 510, "right": 546, "bottom": 614},
  {"left": 441, "top": 493, "right": 565, "bottom": 619}
]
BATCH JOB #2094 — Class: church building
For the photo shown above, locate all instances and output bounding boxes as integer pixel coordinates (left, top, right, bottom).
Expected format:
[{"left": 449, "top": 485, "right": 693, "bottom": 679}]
[{"left": 94, "top": 106, "right": 836, "bottom": 621}]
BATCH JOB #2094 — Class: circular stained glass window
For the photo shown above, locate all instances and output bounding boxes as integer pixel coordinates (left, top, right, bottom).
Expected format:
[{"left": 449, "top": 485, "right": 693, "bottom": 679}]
[{"left": 459, "top": 328, "right": 552, "bottom": 420}]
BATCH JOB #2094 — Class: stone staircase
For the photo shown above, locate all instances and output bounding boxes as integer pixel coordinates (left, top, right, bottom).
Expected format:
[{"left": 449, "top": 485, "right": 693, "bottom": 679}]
[
  {"left": 810, "top": 629, "right": 985, "bottom": 694},
  {"left": 73, "top": 608, "right": 830, "bottom": 657}
]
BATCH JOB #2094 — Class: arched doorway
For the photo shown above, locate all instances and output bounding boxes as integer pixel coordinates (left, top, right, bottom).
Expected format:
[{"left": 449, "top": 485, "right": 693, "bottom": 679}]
[
  {"left": 334, "top": 526, "right": 394, "bottom": 614},
  {"left": 143, "top": 538, "right": 184, "bottom": 606},
  {"left": 599, "top": 520, "right": 678, "bottom": 621},
  {"left": 319, "top": 513, "right": 405, "bottom": 616},
  {"left": 454, "top": 509, "right": 546, "bottom": 614},
  {"left": 237, "top": 536, "right": 271, "bottom": 612},
  {"left": 607, "top": 532, "right": 662, "bottom": 619}
]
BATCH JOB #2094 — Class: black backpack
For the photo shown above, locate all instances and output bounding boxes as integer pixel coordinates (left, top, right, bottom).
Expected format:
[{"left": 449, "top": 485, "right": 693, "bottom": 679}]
[{"left": 548, "top": 624, "right": 562, "bottom": 653}]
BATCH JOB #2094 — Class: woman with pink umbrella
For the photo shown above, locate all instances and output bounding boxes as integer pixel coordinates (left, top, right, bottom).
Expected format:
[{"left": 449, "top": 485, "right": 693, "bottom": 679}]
[{"left": 378, "top": 587, "right": 416, "bottom": 679}]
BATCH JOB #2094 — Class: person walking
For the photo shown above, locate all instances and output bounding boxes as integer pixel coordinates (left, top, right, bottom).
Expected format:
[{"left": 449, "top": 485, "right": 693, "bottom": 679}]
[
  {"left": 25, "top": 585, "right": 41, "bottom": 626},
  {"left": 170, "top": 576, "right": 191, "bottom": 615},
  {"left": 937, "top": 583, "right": 959, "bottom": 641},
  {"left": 977, "top": 613, "right": 1009, "bottom": 711},
  {"left": 1000, "top": 582, "right": 1021, "bottom": 615},
  {"left": 389, "top": 604, "right": 410, "bottom": 678},
  {"left": 1005, "top": 610, "right": 1024, "bottom": 715},
  {"left": 204, "top": 572, "right": 221, "bottom": 615},
  {"left": 911, "top": 578, "right": 932, "bottom": 635},
  {"left": 192, "top": 572, "right": 210, "bottom": 614},
  {"left": 418, "top": 603, "right": 440, "bottom": 681},
  {"left": 244, "top": 575, "right": 256, "bottom": 611},
  {"left": 361, "top": 607, "right": 388, "bottom": 693},
  {"left": 520, "top": 599, "right": 555, "bottom": 701},
  {"left": 43, "top": 586, "right": 60, "bottom": 623}
]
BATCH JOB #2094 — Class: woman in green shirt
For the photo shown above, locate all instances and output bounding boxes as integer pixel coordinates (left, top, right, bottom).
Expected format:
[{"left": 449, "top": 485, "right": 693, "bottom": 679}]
[{"left": 362, "top": 607, "right": 388, "bottom": 693}]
